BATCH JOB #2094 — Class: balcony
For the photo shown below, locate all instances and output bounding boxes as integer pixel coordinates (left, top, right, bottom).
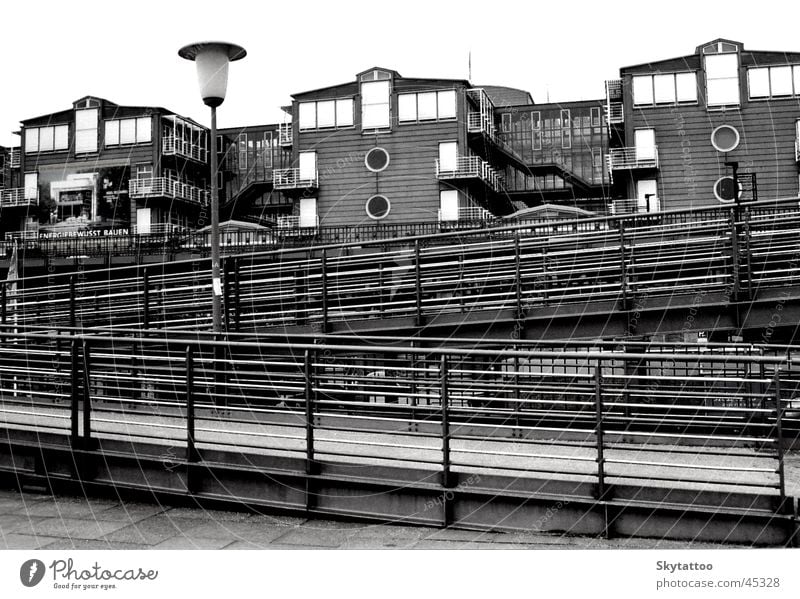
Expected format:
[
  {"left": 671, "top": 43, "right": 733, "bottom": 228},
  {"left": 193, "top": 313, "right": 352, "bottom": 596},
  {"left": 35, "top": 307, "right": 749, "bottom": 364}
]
[
  {"left": 0, "top": 188, "right": 35, "bottom": 208},
  {"left": 129, "top": 177, "right": 209, "bottom": 205},
  {"left": 276, "top": 214, "right": 319, "bottom": 234},
  {"left": 605, "top": 79, "right": 624, "bottom": 126},
  {"left": 435, "top": 155, "right": 504, "bottom": 193},
  {"left": 438, "top": 205, "right": 494, "bottom": 223},
  {"left": 273, "top": 168, "right": 318, "bottom": 190},
  {"left": 279, "top": 123, "right": 293, "bottom": 146},
  {"left": 162, "top": 136, "right": 207, "bottom": 163},
  {"left": 9, "top": 148, "right": 21, "bottom": 168},
  {"left": 606, "top": 147, "right": 659, "bottom": 171}
]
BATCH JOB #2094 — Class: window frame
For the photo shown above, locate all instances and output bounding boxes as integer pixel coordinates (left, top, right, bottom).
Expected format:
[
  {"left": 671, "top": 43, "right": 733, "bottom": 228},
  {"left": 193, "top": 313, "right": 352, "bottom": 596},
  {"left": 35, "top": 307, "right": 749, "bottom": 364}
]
[
  {"left": 632, "top": 72, "right": 698, "bottom": 107},
  {"left": 104, "top": 116, "right": 152, "bottom": 147},
  {"left": 24, "top": 124, "right": 70, "bottom": 154},
  {"left": 361, "top": 80, "right": 392, "bottom": 131},
  {"left": 397, "top": 89, "right": 458, "bottom": 124},
  {"left": 747, "top": 65, "right": 800, "bottom": 100},
  {"left": 298, "top": 97, "right": 356, "bottom": 131},
  {"left": 704, "top": 52, "right": 741, "bottom": 108}
]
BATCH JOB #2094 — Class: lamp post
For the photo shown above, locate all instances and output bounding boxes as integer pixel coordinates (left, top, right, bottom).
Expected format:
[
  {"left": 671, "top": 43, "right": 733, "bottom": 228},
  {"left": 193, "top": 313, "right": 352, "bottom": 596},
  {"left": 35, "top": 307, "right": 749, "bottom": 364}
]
[{"left": 178, "top": 41, "right": 246, "bottom": 333}]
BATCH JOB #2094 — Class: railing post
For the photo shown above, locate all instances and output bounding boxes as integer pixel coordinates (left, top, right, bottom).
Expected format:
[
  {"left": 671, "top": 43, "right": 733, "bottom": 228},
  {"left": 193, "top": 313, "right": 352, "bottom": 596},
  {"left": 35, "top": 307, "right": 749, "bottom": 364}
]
[
  {"left": 414, "top": 239, "right": 423, "bottom": 326},
  {"left": 440, "top": 354, "right": 453, "bottom": 489},
  {"left": 81, "top": 340, "right": 92, "bottom": 445},
  {"left": 222, "top": 258, "right": 231, "bottom": 331},
  {"left": 320, "top": 249, "right": 328, "bottom": 333},
  {"left": 186, "top": 346, "right": 198, "bottom": 464},
  {"left": 69, "top": 275, "right": 76, "bottom": 329},
  {"left": 618, "top": 221, "right": 629, "bottom": 312},
  {"left": 142, "top": 267, "right": 150, "bottom": 330},
  {"left": 514, "top": 232, "right": 523, "bottom": 320},
  {"left": 234, "top": 257, "right": 241, "bottom": 332},
  {"left": 70, "top": 339, "right": 80, "bottom": 445},
  {"left": 304, "top": 349, "right": 317, "bottom": 492},
  {"left": 774, "top": 369, "right": 787, "bottom": 509},
  {"left": 595, "top": 360, "right": 610, "bottom": 538}
]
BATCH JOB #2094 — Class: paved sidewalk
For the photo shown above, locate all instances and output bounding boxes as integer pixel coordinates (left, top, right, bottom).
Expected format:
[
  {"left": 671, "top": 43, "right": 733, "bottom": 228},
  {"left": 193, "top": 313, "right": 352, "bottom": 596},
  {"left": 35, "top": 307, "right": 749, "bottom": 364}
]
[{"left": 0, "top": 489, "right": 725, "bottom": 550}]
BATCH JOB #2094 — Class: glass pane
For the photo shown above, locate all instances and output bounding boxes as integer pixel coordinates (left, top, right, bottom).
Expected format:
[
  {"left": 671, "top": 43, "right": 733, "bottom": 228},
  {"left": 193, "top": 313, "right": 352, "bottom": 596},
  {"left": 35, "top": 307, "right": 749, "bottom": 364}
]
[
  {"left": 75, "top": 108, "right": 97, "bottom": 129},
  {"left": 634, "top": 129, "right": 656, "bottom": 160},
  {"left": 299, "top": 152, "right": 316, "bottom": 180},
  {"left": 105, "top": 121, "right": 119, "bottom": 146},
  {"left": 632, "top": 76, "right": 654, "bottom": 105},
  {"left": 299, "top": 102, "right": 316, "bottom": 130},
  {"left": 361, "top": 80, "right": 389, "bottom": 104},
  {"left": 317, "top": 101, "right": 336, "bottom": 128},
  {"left": 706, "top": 78, "right": 740, "bottom": 106},
  {"left": 24, "top": 173, "right": 38, "bottom": 200},
  {"left": 39, "top": 127, "right": 54, "bottom": 152},
  {"left": 438, "top": 142, "right": 458, "bottom": 170},
  {"left": 25, "top": 128, "right": 39, "bottom": 153},
  {"left": 75, "top": 129, "right": 97, "bottom": 153},
  {"left": 336, "top": 99, "right": 354, "bottom": 126},
  {"left": 705, "top": 53, "right": 738, "bottom": 79},
  {"left": 137, "top": 117, "right": 152, "bottom": 142},
  {"left": 675, "top": 73, "right": 697, "bottom": 102},
  {"left": 748, "top": 68, "right": 770, "bottom": 98},
  {"left": 653, "top": 74, "right": 675, "bottom": 103},
  {"left": 417, "top": 92, "right": 437, "bottom": 120},
  {"left": 770, "top": 66, "right": 793, "bottom": 96},
  {"left": 794, "top": 66, "right": 800, "bottom": 96},
  {"left": 362, "top": 104, "right": 389, "bottom": 129},
  {"left": 437, "top": 90, "right": 456, "bottom": 119},
  {"left": 439, "top": 190, "right": 459, "bottom": 221},
  {"left": 398, "top": 94, "right": 417, "bottom": 121},
  {"left": 54, "top": 125, "right": 69, "bottom": 150},
  {"left": 120, "top": 119, "right": 136, "bottom": 144}
]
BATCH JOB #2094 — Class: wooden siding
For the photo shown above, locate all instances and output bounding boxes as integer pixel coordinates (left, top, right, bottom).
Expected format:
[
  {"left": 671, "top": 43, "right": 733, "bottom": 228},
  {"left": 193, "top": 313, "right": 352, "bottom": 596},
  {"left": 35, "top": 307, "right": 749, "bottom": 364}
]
[{"left": 625, "top": 84, "right": 800, "bottom": 210}]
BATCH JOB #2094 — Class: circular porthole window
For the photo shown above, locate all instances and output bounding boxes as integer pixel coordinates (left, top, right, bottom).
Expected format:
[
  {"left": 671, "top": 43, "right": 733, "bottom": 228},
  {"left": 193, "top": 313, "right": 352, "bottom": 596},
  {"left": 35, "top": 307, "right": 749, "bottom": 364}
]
[
  {"left": 710, "top": 124, "right": 740, "bottom": 153},
  {"left": 366, "top": 194, "right": 391, "bottom": 220},
  {"left": 365, "top": 147, "right": 390, "bottom": 172}
]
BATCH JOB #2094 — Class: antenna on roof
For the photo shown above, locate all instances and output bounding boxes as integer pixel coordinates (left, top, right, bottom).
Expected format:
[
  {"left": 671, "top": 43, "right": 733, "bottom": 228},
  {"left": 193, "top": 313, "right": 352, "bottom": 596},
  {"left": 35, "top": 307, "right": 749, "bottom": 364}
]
[{"left": 468, "top": 50, "right": 472, "bottom": 81}]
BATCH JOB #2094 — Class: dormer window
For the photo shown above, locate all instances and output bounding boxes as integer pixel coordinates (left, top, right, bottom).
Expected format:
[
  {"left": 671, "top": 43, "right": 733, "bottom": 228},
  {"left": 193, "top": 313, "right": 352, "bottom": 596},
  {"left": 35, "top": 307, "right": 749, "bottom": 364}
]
[
  {"left": 361, "top": 80, "right": 391, "bottom": 130},
  {"left": 75, "top": 108, "right": 99, "bottom": 153},
  {"left": 703, "top": 41, "right": 739, "bottom": 54},
  {"left": 705, "top": 51, "right": 740, "bottom": 108}
]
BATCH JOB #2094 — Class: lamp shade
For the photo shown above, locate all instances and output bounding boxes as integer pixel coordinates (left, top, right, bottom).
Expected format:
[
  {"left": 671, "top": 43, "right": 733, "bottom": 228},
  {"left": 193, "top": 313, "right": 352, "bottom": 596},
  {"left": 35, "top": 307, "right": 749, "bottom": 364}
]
[{"left": 178, "top": 42, "right": 246, "bottom": 107}]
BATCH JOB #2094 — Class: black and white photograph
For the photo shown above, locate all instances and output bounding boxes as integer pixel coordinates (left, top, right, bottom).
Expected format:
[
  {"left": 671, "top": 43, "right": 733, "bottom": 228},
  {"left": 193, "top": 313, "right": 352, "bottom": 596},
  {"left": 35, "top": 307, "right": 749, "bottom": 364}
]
[{"left": 0, "top": 0, "right": 798, "bottom": 596}]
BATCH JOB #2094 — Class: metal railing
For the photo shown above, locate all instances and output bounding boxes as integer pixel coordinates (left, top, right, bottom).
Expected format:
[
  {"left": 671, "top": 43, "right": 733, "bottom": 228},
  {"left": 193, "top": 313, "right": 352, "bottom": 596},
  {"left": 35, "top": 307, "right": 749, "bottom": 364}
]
[
  {"left": 129, "top": 177, "right": 209, "bottom": 205},
  {"left": 435, "top": 155, "right": 503, "bottom": 192},
  {"left": 0, "top": 328, "right": 795, "bottom": 538},
  {"left": 5, "top": 199, "right": 800, "bottom": 336},
  {"left": 279, "top": 123, "right": 293, "bottom": 146},
  {"left": 162, "top": 135, "right": 207, "bottom": 163},
  {"left": 9, "top": 147, "right": 21, "bottom": 168},
  {"left": 438, "top": 206, "right": 494, "bottom": 223},
  {"left": 607, "top": 146, "right": 659, "bottom": 170},
  {"left": 273, "top": 168, "right": 318, "bottom": 190},
  {"left": 0, "top": 188, "right": 32, "bottom": 207}
]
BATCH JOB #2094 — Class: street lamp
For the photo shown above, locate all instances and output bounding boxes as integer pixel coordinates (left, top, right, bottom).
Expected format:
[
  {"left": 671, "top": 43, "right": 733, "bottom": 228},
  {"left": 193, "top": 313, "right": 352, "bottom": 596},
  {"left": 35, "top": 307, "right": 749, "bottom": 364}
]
[{"left": 178, "top": 41, "right": 246, "bottom": 333}]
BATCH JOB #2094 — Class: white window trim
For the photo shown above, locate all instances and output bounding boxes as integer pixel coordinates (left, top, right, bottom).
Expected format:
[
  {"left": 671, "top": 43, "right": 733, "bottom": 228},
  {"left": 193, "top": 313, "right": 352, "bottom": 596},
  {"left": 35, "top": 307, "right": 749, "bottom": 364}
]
[
  {"left": 397, "top": 89, "right": 458, "bottom": 124},
  {"left": 104, "top": 117, "right": 152, "bottom": 147},
  {"left": 746, "top": 65, "right": 800, "bottom": 100},
  {"left": 704, "top": 53, "right": 741, "bottom": 109},
  {"left": 632, "top": 72, "right": 699, "bottom": 107},
  {"left": 24, "top": 124, "right": 70, "bottom": 154},
  {"left": 298, "top": 97, "right": 356, "bottom": 131}
]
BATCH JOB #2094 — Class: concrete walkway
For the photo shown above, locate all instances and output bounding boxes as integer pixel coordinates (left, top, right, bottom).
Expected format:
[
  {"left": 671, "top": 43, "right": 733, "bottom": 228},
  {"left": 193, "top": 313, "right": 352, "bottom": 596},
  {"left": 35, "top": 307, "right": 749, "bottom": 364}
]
[{"left": 0, "top": 488, "right": 725, "bottom": 550}]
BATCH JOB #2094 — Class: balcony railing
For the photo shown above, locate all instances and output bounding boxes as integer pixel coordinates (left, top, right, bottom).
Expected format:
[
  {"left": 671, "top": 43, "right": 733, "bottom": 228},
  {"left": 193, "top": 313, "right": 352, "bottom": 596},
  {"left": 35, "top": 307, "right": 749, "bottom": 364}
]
[
  {"left": 0, "top": 188, "right": 34, "bottom": 207},
  {"left": 9, "top": 148, "right": 21, "bottom": 168},
  {"left": 438, "top": 205, "right": 494, "bottom": 223},
  {"left": 435, "top": 155, "right": 504, "bottom": 193},
  {"left": 162, "top": 136, "right": 207, "bottom": 163},
  {"left": 273, "top": 168, "right": 318, "bottom": 190},
  {"left": 276, "top": 214, "right": 319, "bottom": 233},
  {"left": 607, "top": 147, "right": 659, "bottom": 171},
  {"left": 606, "top": 102, "right": 624, "bottom": 124},
  {"left": 279, "top": 123, "right": 293, "bottom": 146},
  {"left": 606, "top": 79, "right": 623, "bottom": 101},
  {"left": 129, "top": 177, "right": 209, "bottom": 205}
]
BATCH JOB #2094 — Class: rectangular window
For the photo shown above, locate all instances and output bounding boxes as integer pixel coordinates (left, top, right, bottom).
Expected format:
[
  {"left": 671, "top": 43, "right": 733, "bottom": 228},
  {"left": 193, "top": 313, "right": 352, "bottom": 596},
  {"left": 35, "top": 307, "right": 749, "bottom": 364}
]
[
  {"left": 439, "top": 189, "right": 459, "bottom": 222},
  {"left": 634, "top": 73, "right": 697, "bottom": 105},
  {"left": 705, "top": 53, "right": 740, "bottom": 107},
  {"left": 748, "top": 65, "right": 800, "bottom": 99},
  {"left": 105, "top": 121, "right": 120, "bottom": 145},
  {"left": 336, "top": 99, "right": 354, "bottom": 127},
  {"left": 25, "top": 129, "right": 39, "bottom": 153},
  {"left": 438, "top": 141, "right": 458, "bottom": 171},
  {"left": 120, "top": 119, "right": 136, "bottom": 144},
  {"left": 136, "top": 117, "right": 152, "bottom": 142},
  {"left": 637, "top": 179, "right": 659, "bottom": 212},
  {"left": 590, "top": 107, "right": 601, "bottom": 128},
  {"left": 24, "top": 125, "right": 70, "bottom": 153},
  {"left": 361, "top": 80, "right": 390, "bottom": 129},
  {"left": 24, "top": 172, "right": 38, "bottom": 200},
  {"left": 299, "top": 102, "right": 316, "bottom": 130},
  {"left": 317, "top": 100, "right": 336, "bottom": 128},
  {"left": 531, "top": 111, "right": 542, "bottom": 151},
  {"left": 634, "top": 129, "right": 656, "bottom": 161},
  {"left": 398, "top": 94, "right": 417, "bottom": 122},
  {"left": 770, "top": 66, "right": 793, "bottom": 96},
  {"left": 105, "top": 117, "right": 153, "bottom": 146},
  {"left": 299, "top": 151, "right": 317, "bottom": 181},
  {"left": 75, "top": 108, "right": 98, "bottom": 153},
  {"left": 437, "top": 90, "right": 456, "bottom": 119},
  {"left": 561, "top": 109, "right": 571, "bottom": 149},
  {"left": 633, "top": 76, "right": 654, "bottom": 105},
  {"left": 299, "top": 197, "right": 318, "bottom": 228},
  {"left": 417, "top": 92, "right": 437, "bottom": 120},
  {"left": 39, "top": 127, "right": 55, "bottom": 152},
  {"left": 501, "top": 113, "right": 511, "bottom": 133}
]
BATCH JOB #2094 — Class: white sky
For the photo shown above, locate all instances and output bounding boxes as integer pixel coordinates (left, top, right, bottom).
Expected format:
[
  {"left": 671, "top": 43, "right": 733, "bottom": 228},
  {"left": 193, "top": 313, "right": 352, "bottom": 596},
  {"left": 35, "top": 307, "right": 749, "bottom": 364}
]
[{"left": 1, "top": 0, "right": 798, "bottom": 147}]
